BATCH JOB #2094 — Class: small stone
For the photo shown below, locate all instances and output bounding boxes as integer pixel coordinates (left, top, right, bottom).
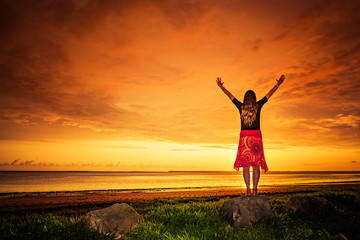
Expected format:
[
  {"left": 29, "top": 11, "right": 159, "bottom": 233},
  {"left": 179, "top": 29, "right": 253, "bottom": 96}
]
[
  {"left": 333, "top": 233, "right": 348, "bottom": 240},
  {"left": 84, "top": 203, "right": 142, "bottom": 239},
  {"left": 284, "top": 196, "right": 332, "bottom": 217},
  {"left": 222, "top": 196, "right": 273, "bottom": 228}
]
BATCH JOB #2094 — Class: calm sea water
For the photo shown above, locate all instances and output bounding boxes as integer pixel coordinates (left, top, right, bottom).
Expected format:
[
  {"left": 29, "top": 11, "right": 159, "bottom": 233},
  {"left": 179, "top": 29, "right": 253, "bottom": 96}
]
[{"left": 0, "top": 171, "right": 359, "bottom": 194}]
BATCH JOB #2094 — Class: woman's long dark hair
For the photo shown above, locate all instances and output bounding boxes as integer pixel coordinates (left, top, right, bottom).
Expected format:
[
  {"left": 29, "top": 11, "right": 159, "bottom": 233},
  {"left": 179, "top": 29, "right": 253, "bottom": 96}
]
[{"left": 241, "top": 90, "right": 258, "bottom": 127}]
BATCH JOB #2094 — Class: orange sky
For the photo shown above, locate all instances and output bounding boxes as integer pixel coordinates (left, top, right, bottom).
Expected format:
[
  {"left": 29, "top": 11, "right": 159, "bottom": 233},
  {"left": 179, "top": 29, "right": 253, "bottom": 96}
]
[{"left": 0, "top": 0, "right": 359, "bottom": 171}]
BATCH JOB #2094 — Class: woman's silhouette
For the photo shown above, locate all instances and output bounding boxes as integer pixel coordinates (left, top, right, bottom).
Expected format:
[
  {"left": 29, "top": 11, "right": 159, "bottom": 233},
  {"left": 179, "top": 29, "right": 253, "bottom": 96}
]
[{"left": 216, "top": 75, "right": 285, "bottom": 196}]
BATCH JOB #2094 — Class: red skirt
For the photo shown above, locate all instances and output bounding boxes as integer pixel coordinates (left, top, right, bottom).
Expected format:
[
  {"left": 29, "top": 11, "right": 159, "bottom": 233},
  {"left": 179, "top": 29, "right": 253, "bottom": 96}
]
[{"left": 234, "top": 130, "right": 268, "bottom": 173}]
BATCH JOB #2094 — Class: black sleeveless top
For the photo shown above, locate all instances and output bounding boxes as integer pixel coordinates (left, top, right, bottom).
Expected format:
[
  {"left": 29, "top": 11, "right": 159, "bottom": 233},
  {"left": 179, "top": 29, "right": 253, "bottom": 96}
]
[{"left": 232, "top": 96, "right": 268, "bottom": 130}]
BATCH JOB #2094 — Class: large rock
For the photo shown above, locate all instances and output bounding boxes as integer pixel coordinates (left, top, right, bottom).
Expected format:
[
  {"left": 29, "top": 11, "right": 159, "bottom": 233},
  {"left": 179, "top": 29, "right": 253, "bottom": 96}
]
[
  {"left": 284, "top": 196, "right": 332, "bottom": 217},
  {"left": 84, "top": 203, "right": 142, "bottom": 239},
  {"left": 222, "top": 196, "right": 273, "bottom": 228}
]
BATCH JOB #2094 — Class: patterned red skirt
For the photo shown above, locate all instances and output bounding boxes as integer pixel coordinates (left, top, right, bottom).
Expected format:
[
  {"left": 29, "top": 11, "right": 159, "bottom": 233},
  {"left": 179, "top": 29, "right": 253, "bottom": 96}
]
[{"left": 234, "top": 130, "right": 268, "bottom": 173}]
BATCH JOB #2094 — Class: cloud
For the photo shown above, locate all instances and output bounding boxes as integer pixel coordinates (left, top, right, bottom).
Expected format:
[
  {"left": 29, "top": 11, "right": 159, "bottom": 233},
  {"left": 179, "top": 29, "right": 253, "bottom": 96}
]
[
  {"left": 302, "top": 162, "right": 324, "bottom": 166},
  {"left": 314, "top": 114, "right": 360, "bottom": 129},
  {"left": 247, "top": 38, "right": 264, "bottom": 52},
  {"left": 1, "top": 160, "right": 151, "bottom": 170},
  {"left": 0, "top": 0, "right": 215, "bottom": 139},
  {"left": 6, "top": 159, "right": 77, "bottom": 167},
  {"left": 10, "top": 159, "right": 19, "bottom": 165},
  {"left": 20, "top": 160, "right": 34, "bottom": 166},
  {"left": 9, "top": 159, "right": 33, "bottom": 166},
  {"left": 0, "top": 0, "right": 359, "bottom": 151},
  {"left": 97, "top": 144, "right": 148, "bottom": 149},
  {"left": 250, "top": 0, "right": 360, "bottom": 149},
  {"left": 202, "top": 144, "right": 236, "bottom": 150},
  {"left": 169, "top": 148, "right": 201, "bottom": 151}
]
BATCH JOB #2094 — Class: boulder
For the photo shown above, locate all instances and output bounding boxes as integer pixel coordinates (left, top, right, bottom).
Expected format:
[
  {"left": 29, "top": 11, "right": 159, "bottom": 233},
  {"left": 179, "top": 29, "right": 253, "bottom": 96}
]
[
  {"left": 222, "top": 196, "right": 273, "bottom": 228},
  {"left": 84, "top": 203, "right": 142, "bottom": 239},
  {"left": 284, "top": 196, "right": 332, "bottom": 217}
]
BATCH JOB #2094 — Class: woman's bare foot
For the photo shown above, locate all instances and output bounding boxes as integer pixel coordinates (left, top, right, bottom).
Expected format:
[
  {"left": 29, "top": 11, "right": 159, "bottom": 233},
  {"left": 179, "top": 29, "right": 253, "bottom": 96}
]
[
  {"left": 246, "top": 188, "right": 252, "bottom": 196},
  {"left": 252, "top": 188, "right": 258, "bottom": 196}
]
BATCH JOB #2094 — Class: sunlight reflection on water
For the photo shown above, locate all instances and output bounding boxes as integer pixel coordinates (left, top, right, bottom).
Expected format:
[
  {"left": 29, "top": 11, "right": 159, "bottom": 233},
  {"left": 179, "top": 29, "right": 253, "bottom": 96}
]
[{"left": 0, "top": 171, "right": 359, "bottom": 193}]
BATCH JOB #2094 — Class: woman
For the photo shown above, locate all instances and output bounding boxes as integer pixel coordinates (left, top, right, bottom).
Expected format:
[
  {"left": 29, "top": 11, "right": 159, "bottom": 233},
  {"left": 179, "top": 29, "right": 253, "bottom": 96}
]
[{"left": 216, "top": 75, "right": 285, "bottom": 196}]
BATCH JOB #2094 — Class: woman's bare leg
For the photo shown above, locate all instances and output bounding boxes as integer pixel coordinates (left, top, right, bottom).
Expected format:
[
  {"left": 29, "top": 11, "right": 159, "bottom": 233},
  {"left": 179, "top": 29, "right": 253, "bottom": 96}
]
[
  {"left": 252, "top": 166, "right": 260, "bottom": 196},
  {"left": 242, "top": 167, "right": 251, "bottom": 195}
]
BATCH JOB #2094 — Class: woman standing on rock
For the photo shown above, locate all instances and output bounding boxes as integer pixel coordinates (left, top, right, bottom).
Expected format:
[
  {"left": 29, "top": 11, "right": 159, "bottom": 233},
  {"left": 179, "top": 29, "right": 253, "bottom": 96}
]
[{"left": 216, "top": 75, "right": 285, "bottom": 196}]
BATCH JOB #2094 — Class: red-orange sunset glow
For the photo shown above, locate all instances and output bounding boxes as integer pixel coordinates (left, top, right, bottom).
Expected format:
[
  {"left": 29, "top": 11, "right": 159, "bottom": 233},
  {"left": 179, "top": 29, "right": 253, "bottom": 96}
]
[{"left": 0, "top": 0, "right": 359, "bottom": 171}]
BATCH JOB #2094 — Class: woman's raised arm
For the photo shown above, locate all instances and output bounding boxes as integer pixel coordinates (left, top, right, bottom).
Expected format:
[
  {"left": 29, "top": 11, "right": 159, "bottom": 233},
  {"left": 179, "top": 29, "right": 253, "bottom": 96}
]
[
  {"left": 216, "top": 77, "right": 235, "bottom": 101},
  {"left": 266, "top": 75, "right": 285, "bottom": 99}
]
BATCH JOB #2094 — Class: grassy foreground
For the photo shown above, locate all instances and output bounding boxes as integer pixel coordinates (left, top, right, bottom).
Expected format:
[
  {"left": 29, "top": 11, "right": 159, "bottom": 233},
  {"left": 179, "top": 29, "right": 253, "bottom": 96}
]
[{"left": 1, "top": 190, "right": 359, "bottom": 240}]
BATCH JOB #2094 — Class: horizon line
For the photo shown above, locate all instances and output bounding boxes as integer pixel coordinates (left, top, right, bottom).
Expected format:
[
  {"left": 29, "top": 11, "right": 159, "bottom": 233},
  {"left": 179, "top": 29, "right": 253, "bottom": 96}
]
[{"left": 1, "top": 170, "right": 360, "bottom": 174}]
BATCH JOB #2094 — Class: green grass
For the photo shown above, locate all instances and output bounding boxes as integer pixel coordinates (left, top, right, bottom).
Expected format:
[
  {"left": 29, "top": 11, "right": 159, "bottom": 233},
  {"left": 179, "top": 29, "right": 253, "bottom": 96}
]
[
  {"left": 1, "top": 191, "right": 359, "bottom": 240},
  {"left": 0, "top": 207, "right": 113, "bottom": 240}
]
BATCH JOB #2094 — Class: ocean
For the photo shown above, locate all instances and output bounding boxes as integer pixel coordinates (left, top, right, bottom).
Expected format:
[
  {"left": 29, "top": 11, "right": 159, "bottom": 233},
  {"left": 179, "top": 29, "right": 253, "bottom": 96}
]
[{"left": 0, "top": 171, "right": 359, "bottom": 195}]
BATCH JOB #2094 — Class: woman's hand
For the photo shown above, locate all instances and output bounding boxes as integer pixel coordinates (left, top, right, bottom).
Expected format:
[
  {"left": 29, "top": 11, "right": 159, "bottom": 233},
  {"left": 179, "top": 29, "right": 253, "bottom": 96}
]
[
  {"left": 266, "top": 75, "right": 285, "bottom": 99},
  {"left": 216, "top": 77, "right": 224, "bottom": 88},
  {"left": 277, "top": 75, "right": 285, "bottom": 86},
  {"left": 216, "top": 77, "right": 234, "bottom": 100}
]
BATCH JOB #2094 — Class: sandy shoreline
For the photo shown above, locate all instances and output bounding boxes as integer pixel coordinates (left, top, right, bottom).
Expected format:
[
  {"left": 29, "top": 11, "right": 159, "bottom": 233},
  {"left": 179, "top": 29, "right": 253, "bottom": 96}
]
[{"left": 1, "top": 183, "right": 360, "bottom": 212}]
